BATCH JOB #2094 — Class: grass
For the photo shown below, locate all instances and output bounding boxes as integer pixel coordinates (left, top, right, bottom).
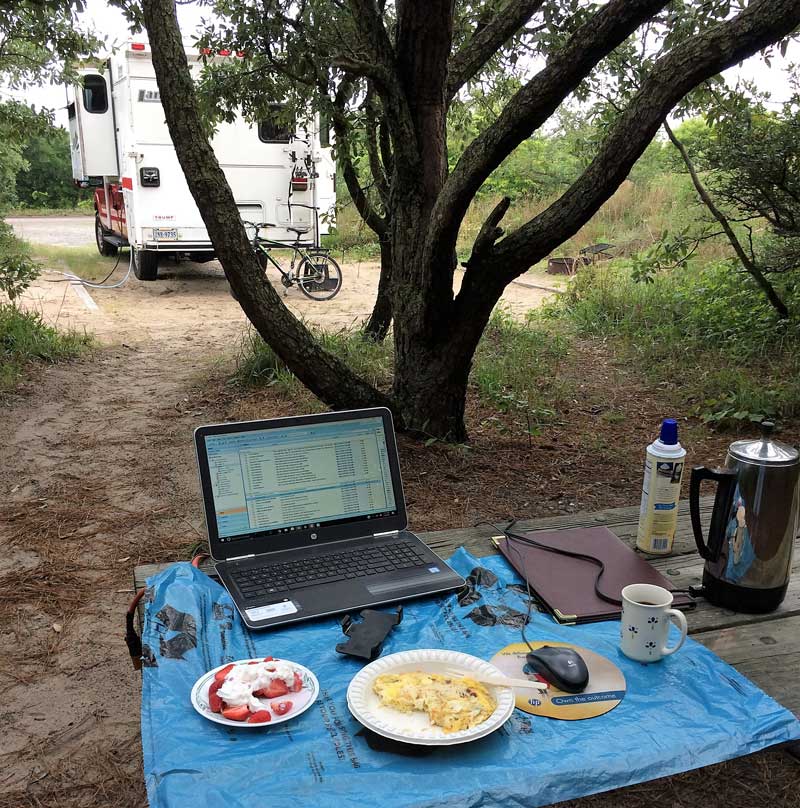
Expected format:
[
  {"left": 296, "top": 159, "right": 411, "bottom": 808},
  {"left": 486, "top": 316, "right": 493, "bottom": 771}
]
[
  {"left": 7, "top": 204, "right": 94, "bottom": 217},
  {"left": 31, "top": 244, "right": 125, "bottom": 282},
  {"left": 0, "top": 303, "right": 92, "bottom": 392},
  {"left": 545, "top": 260, "right": 800, "bottom": 426},
  {"left": 236, "top": 308, "right": 569, "bottom": 428},
  {"left": 472, "top": 308, "right": 568, "bottom": 426}
]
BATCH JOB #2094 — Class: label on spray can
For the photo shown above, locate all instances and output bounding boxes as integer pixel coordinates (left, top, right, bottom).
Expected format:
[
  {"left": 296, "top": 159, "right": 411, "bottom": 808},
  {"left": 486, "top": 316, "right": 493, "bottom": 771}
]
[{"left": 637, "top": 453, "right": 685, "bottom": 554}]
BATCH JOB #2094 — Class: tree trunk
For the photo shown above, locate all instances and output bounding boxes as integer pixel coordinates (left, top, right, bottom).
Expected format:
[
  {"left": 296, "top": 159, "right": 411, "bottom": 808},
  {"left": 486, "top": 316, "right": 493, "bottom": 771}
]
[{"left": 363, "top": 237, "right": 393, "bottom": 341}]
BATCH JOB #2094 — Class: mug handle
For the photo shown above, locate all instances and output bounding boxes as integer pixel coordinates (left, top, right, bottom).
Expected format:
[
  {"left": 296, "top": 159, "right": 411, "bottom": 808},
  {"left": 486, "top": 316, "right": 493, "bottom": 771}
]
[{"left": 661, "top": 609, "right": 688, "bottom": 656}]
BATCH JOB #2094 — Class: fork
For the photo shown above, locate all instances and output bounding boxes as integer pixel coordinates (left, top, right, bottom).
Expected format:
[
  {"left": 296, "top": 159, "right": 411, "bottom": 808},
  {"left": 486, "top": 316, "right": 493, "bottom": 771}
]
[{"left": 441, "top": 667, "right": 548, "bottom": 691}]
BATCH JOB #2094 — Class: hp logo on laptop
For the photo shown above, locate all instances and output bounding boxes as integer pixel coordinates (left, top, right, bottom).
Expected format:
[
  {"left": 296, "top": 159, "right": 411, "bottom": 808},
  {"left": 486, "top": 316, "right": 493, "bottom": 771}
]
[{"left": 310, "top": 532, "right": 318, "bottom": 540}]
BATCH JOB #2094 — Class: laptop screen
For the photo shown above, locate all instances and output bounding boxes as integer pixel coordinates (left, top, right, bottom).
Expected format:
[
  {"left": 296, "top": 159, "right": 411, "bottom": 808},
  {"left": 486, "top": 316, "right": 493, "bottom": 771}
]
[{"left": 202, "top": 415, "right": 399, "bottom": 543}]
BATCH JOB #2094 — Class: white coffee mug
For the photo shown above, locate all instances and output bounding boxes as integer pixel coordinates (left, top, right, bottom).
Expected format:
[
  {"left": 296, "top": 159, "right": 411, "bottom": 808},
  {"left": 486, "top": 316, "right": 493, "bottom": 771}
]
[{"left": 620, "top": 583, "right": 688, "bottom": 663}]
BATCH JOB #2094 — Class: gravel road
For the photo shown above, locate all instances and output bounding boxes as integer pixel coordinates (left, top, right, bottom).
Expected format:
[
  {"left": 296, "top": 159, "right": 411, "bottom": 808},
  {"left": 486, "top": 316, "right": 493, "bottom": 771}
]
[{"left": 7, "top": 215, "right": 94, "bottom": 247}]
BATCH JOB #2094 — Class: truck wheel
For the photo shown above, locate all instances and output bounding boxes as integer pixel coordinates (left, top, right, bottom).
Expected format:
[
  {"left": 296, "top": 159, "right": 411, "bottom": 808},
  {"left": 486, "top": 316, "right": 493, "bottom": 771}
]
[
  {"left": 95, "top": 215, "right": 118, "bottom": 257},
  {"left": 133, "top": 249, "right": 159, "bottom": 281}
]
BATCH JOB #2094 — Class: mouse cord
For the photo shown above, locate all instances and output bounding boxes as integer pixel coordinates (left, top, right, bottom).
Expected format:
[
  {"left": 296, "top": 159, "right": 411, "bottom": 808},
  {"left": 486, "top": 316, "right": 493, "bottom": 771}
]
[
  {"left": 502, "top": 523, "right": 696, "bottom": 600},
  {"left": 472, "top": 520, "right": 542, "bottom": 653},
  {"left": 473, "top": 519, "right": 625, "bottom": 653}
]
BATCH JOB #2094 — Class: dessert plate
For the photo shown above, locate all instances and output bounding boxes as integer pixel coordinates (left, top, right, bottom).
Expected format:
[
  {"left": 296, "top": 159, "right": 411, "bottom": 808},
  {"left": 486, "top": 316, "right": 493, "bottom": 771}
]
[
  {"left": 191, "top": 658, "right": 319, "bottom": 728},
  {"left": 347, "top": 649, "right": 516, "bottom": 746}
]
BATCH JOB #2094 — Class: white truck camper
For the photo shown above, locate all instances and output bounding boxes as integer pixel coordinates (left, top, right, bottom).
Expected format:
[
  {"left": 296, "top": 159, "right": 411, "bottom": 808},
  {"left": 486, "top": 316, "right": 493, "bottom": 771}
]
[{"left": 67, "top": 40, "right": 336, "bottom": 281}]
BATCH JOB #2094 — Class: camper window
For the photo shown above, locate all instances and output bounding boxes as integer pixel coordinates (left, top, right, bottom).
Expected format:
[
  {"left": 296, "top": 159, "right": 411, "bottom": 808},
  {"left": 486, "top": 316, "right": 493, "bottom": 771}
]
[
  {"left": 82, "top": 75, "right": 108, "bottom": 114},
  {"left": 258, "top": 105, "right": 292, "bottom": 143}
]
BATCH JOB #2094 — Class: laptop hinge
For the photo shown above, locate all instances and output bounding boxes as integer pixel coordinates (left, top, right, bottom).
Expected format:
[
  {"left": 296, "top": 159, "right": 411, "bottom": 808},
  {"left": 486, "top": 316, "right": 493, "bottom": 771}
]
[
  {"left": 226, "top": 553, "right": 256, "bottom": 561},
  {"left": 373, "top": 530, "right": 400, "bottom": 538}
]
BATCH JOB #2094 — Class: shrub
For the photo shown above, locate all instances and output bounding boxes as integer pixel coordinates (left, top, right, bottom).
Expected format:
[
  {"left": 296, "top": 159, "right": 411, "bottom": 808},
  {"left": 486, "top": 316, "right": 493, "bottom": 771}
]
[
  {"left": 0, "top": 222, "right": 39, "bottom": 302},
  {"left": 0, "top": 304, "right": 91, "bottom": 391},
  {"left": 546, "top": 261, "right": 800, "bottom": 424}
]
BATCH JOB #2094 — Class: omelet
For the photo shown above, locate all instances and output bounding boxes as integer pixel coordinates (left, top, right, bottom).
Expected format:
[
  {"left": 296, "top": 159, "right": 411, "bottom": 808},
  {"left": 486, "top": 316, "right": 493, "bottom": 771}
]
[{"left": 372, "top": 671, "right": 496, "bottom": 733}]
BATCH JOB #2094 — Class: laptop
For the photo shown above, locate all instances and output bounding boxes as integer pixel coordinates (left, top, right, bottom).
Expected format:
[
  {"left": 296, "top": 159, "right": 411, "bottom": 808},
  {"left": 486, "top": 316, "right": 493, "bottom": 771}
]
[{"left": 194, "top": 407, "right": 465, "bottom": 629}]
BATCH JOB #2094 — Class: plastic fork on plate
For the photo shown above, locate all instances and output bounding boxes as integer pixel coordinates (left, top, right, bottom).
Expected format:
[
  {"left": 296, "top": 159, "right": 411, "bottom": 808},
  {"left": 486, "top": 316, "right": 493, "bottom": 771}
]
[{"left": 441, "top": 667, "right": 548, "bottom": 691}]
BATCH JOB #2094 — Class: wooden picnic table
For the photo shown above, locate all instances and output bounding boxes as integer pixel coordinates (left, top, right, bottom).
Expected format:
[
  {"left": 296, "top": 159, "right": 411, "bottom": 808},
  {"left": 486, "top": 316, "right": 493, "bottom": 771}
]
[{"left": 134, "top": 497, "right": 800, "bottom": 716}]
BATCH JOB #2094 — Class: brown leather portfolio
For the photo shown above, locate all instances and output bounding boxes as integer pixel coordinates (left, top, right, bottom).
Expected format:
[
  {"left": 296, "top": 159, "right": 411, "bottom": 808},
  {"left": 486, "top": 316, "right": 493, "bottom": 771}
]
[{"left": 494, "top": 526, "right": 695, "bottom": 624}]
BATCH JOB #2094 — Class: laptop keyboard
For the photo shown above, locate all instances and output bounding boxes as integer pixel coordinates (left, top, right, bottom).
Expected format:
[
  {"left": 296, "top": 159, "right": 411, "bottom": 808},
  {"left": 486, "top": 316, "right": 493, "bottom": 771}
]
[{"left": 231, "top": 540, "right": 431, "bottom": 601}]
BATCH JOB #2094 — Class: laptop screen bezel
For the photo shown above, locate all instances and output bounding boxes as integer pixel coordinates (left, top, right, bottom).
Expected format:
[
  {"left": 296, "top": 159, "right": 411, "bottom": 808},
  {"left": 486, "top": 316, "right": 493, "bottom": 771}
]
[{"left": 194, "top": 407, "right": 408, "bottom": 561}]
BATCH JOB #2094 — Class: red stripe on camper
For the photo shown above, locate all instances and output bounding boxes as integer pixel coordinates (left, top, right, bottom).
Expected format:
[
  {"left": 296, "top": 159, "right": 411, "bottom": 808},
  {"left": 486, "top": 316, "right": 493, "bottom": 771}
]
[{"left": 121, "top": 177, "right": 133, "bottom": 190}]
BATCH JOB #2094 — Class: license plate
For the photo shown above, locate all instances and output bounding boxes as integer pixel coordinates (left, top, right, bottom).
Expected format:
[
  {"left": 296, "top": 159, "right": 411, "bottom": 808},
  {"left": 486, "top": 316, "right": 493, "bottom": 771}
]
[{"left": 153, "top": 227, "right": 178, "bottom": 241}]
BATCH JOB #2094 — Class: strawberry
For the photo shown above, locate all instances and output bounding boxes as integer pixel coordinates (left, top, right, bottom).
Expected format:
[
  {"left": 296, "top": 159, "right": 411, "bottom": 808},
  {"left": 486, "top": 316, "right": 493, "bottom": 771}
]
[
  {"left": 247, "top": 710, "right": 272, "bottom": 723},
  {"left": 263, "top": 656, "right": 274, "bottom": 662},
  {"left": 208, "top": 680, "right": 223, "bottom": 713},
  {"left": 248, "top": 661, "right": 260, "bottom": 665},
  {"left": 214, "top": 663, "right": 235, "bottom": 684},
  {"left": 290, "top": 672, "right": 303, "bottom": 693},
  {"left": 259, "top": 679, "right": 289, "bottom": 698},
  {"left": 271, "top": 700, "right": 292, "bottom": 716},
  {"left": 221, "top": 704, "right": 250, "bottom": 722}
]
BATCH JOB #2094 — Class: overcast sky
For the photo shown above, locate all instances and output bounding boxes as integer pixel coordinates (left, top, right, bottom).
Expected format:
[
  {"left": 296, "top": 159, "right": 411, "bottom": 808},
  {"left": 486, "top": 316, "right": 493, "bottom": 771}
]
[{"left": 8, "top": 1, "right": 799, "bottom": 129}]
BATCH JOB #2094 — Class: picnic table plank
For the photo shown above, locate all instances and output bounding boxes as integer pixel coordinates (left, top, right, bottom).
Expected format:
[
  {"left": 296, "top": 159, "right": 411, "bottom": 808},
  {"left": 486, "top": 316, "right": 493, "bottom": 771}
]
[
  {"left": 415, "top": 497, "right": 714, "bottom": 559},
  {"left": 694, "top": 616, "right": 800, "bottom": 714}
]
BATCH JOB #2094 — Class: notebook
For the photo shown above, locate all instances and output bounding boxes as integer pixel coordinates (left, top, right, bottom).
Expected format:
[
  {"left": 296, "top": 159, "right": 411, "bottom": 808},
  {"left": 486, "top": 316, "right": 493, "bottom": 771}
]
[
  {"left": 194, "top": 407, "right": 464, "bottom": 630},
  {"left": 494, "top": 526, "right": 694, "bottom": 624}
]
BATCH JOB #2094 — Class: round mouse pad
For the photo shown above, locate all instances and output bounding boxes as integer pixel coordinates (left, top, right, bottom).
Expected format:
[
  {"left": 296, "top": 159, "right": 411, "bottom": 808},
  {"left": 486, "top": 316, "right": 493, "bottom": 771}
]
[{"left": 490, "top": 642, "right": 626, "bottom": 720}]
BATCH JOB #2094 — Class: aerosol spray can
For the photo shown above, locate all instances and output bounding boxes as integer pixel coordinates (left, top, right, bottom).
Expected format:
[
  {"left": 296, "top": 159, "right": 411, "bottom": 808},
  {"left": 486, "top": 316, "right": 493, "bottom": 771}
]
[{"left": 636, "top": 418, "right": 686, "bottom": 555}]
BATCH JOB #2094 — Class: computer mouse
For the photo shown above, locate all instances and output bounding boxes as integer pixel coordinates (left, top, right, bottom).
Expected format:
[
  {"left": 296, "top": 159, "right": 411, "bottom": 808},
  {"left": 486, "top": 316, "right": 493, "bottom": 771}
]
[{"left": 525, "top": 646, "right": 589, "bottom": 693}]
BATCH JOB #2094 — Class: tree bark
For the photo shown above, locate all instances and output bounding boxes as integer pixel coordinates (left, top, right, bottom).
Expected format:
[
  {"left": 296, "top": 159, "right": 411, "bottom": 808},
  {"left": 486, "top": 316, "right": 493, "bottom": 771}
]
[
  {"left": 363, "top": 237, "right": 393, "bottom": 340},
  {"left": 140, "top": 0, "right": 393, "bottom": 414},
  {"left": 664, "top": 121, "right": 790, "bottom": 319}
]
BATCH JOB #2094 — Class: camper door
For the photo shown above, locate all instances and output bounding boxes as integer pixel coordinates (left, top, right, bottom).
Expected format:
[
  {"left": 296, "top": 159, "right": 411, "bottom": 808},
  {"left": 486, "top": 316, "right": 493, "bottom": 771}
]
[{"left": 68, "top": 68, "right": 118, "bottom": 182}]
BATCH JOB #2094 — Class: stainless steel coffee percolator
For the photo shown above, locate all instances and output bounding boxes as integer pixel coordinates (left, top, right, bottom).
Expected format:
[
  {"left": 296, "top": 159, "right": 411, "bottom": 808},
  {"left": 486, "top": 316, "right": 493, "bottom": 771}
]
[{"left": 689, "top": 422, "right": 799, "bottom": 613}]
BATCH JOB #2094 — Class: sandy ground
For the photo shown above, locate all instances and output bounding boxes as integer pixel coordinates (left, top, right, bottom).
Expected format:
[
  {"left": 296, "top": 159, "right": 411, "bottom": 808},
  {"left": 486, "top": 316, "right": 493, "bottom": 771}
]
[
  {"left": 0, "top": 219, "right": 556, "bottom": 806},
  {"left": 11, "top": 217, "right": 556, "bottom": 347}
]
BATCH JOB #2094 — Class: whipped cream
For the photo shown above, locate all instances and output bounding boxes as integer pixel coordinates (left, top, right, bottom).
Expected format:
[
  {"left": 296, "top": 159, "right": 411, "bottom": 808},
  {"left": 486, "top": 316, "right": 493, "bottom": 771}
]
[{"left": 216, "top": 660, "right": 296, "bottom": 711}]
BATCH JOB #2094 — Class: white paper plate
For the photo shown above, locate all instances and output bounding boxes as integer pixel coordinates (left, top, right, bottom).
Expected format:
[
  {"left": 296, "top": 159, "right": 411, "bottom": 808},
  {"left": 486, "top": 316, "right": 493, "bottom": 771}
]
[
  {"left": 191, "top": 658, "right": 319, "bottom": 728},
  {"left": 346, "top": 649, "right": 516, "bottom": 746}
]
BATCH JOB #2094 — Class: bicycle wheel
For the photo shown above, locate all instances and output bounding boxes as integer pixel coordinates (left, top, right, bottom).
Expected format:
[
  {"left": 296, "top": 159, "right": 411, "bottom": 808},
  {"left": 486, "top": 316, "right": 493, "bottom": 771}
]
[{"left": 297, "top": 251, "right": 342, "bottom": 300}]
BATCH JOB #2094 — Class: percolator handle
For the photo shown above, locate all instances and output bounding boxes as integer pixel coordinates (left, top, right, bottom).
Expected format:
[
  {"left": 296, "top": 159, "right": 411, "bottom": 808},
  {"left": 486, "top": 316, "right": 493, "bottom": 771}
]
[{"left": 689, "top": 466, "right": 738, "bottom": 562}]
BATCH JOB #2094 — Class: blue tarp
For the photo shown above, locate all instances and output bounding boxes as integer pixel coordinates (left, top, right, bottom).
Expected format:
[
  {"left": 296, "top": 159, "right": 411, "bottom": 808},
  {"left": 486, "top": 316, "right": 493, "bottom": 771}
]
[{"left": 141, "top": 548, "right": 800, "bottom": 808}]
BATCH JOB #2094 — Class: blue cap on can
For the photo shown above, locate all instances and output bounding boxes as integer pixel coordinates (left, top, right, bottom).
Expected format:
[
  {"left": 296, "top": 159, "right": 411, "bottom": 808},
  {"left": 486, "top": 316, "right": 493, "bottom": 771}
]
[{"left": 659, "top": 418, "right": 678, "bottom": 445}]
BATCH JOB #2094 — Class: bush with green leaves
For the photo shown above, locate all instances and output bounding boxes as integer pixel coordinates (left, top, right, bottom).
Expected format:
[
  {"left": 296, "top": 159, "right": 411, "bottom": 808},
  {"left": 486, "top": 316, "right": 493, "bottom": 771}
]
[
  {"left": 15, "top": 126, "right": 89, "bottom": 210},
  {"left": 0, "top": 303, "right": 92, "bottom": 391},
  {"left": 546, "top": 261, "right": 800, "bottom": 425},
  {"left": 0, "top": 221, "right": 39, "bottom": 303}
]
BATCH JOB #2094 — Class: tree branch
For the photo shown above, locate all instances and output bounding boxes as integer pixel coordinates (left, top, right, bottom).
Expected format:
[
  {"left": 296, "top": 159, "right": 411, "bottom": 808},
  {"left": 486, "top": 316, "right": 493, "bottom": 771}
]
[
  {"left": 330, "top": 55, "right": 394, "bottom": 90},
  {"left": 378, "top": 116, "right": 393, "bottom": 178},
  {"left": 342, "top": 0, "right": 419, "bottom": 175},
  {"left": 427, "top": 0, "right": 671, "bottom": 267},
  {"left": 483, "top": 0, "right": 800, "bottom": 289},
  {"left": 664, "top": 120, "right": 789, "bottom": 318},
  {"left": 465, "top": 196, "right": 511, "bottom": 266},
  {"left": 328, "top": 80, "right": 389, "bottom": 237},
  {"left": 446, "top": 0, "right": 545, "bottom": 102},
  {"left": 364, "top": 88, "right": 390, "bottom": 206}
]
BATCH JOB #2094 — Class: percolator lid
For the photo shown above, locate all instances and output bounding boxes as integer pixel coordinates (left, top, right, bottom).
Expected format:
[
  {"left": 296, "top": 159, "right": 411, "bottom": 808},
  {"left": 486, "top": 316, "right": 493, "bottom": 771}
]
[{"left": 729, "top": 421, "right": 799, "bottom": 466}]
